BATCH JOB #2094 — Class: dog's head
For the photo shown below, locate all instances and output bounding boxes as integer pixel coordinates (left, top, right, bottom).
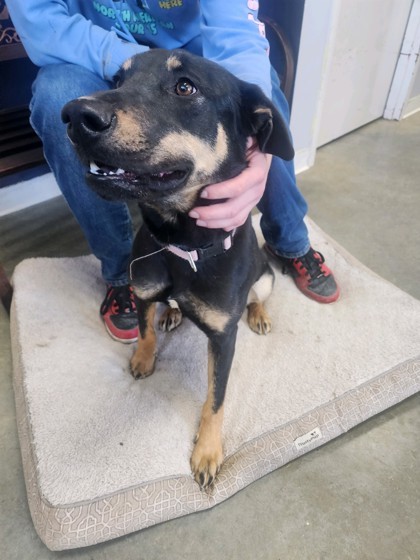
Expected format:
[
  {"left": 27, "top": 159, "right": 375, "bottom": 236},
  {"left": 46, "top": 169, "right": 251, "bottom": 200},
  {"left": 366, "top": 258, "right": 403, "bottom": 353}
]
[{"left": 62, "top": 49, "right": 294, "bottom": 215}]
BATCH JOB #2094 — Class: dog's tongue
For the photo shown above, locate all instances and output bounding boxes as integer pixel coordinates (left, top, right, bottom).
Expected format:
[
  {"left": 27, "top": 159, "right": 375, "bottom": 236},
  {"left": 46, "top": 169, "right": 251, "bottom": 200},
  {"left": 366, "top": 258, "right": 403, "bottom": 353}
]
[{"left": 150, "top": 170, "right": 184, "bottom": 181}]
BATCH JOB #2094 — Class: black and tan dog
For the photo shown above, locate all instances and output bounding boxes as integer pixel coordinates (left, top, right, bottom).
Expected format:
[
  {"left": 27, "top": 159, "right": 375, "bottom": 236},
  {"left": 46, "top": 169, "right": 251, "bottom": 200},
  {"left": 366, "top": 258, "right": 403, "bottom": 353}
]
[{"left": 62, "top": 49, "right": 294, "bottom": 489}]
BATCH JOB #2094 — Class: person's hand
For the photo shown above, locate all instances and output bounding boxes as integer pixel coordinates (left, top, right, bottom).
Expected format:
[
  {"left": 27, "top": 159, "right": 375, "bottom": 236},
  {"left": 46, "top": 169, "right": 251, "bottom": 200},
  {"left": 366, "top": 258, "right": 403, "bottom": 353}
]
[{"left": 189, "top": 138, "right": 272, "bottom": 231}]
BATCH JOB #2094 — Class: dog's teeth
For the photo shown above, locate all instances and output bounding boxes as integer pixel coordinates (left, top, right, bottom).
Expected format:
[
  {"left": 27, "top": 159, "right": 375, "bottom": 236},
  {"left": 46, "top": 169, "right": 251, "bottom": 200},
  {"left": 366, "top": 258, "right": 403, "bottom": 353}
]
[
  {"left": 90, "top": 161, "right": 100, "bottom": 174},
  {"left": 89, "top": 162, "right": 125, "bottom": 176},
  {"left": 107, "top": 168, "right": 124, "bottom": 176}
]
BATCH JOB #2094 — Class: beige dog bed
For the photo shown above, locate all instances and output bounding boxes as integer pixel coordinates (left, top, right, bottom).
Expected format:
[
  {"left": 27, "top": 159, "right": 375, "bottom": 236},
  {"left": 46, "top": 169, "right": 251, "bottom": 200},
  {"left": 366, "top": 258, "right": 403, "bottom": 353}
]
[{"left": 10, "top": 218, "right": 420, "bottom": 550}]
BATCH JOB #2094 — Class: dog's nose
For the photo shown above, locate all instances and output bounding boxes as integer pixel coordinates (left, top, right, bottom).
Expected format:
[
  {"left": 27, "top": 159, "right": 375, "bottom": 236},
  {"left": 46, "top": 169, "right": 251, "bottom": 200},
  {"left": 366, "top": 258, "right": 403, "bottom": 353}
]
[{"left": 61, "top": 99, "right": 115, "bottom": 143}]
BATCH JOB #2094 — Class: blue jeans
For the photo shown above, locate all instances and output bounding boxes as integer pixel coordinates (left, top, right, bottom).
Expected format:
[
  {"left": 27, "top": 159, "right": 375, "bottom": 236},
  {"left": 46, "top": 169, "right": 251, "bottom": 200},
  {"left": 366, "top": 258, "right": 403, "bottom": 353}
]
[
  {"left": 30, "top": 65, "right": 133, "bottom": 286},
  {"left": 257, "top": 67, "right": 309, "bottom": 258},
  {"left": 30, "top": 63, "right": 309, "bottom": 285}
]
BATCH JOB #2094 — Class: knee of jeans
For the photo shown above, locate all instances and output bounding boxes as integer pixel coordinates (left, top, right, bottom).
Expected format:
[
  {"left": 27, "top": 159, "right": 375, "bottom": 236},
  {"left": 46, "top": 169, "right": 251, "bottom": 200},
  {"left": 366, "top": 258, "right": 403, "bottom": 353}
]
[{"left": 30, "top": 64, "right": 109, "bottom": 136}]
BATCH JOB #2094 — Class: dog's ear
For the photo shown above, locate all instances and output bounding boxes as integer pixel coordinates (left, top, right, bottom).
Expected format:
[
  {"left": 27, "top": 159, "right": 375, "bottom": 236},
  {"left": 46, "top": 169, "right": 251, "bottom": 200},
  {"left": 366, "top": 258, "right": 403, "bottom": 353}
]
[{"left": 239, "top": 81, "right": 295, "bottom": 161}]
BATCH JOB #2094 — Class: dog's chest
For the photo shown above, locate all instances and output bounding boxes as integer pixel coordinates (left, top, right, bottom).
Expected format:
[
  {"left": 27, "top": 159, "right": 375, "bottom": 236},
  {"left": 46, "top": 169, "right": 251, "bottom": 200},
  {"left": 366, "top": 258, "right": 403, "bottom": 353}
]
[
  {"left": 132, "top": 280, "right": 168, "bottom": 301},
  {"left": 130, "top": 253, "right": 192, "bottom": 302}
]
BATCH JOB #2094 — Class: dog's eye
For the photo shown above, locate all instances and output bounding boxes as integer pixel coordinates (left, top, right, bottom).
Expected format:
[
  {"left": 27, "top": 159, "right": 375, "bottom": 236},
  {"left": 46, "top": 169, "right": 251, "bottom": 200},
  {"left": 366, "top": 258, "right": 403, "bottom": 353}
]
[{"left": 175, "top": 78, "right": 197, "bottom": 96}]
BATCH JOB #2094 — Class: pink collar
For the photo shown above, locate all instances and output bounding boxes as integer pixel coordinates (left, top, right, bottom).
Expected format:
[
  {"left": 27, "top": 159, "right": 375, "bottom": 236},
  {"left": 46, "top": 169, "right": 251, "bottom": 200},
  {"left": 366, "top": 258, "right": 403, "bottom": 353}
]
[
  {"left": 129, "top": 230, "right": 236, "bottom": 279},
  {"left": 166, "top": 230, "right": 236, "bottom": 272}
]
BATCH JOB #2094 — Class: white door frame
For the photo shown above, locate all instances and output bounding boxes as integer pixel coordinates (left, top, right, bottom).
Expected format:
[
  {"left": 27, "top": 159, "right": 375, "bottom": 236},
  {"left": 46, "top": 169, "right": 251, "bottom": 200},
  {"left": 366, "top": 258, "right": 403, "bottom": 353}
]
[
  {"left": 289, "top": 0, "right": 341, "bottom": 174},
  {"left": 384, "top": 0, "right": 420, "bottom": 120}
]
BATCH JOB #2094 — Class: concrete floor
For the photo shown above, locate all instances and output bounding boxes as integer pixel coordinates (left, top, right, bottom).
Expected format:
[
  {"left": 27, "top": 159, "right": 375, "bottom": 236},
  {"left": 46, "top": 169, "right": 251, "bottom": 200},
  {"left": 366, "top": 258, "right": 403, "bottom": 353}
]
[{"left": 0, "top": 113, "right": 419, "bottom": 559}]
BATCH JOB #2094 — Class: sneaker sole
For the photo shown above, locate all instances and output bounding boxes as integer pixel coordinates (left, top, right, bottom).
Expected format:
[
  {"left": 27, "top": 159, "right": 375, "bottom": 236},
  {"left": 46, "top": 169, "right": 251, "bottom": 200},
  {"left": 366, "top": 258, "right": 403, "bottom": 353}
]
[
  {"left": 103, "top": 322, "right": 138, "bottom": 344},
  {"left": 298, "top": 284, "right": 340, "bottom": 304}
]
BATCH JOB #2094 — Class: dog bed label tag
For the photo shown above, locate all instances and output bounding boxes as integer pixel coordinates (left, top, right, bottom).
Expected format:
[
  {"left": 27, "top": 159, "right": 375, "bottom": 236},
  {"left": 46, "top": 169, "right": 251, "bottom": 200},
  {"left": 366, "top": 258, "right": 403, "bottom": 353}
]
[{"left": 294, "top": 427, "right": 322, "bottom": 451}]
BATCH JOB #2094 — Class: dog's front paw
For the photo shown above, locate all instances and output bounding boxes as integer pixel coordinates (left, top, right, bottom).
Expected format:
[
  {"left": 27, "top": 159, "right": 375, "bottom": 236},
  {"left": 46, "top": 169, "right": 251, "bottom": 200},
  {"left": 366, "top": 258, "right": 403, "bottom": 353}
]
[
  {"left": 190, "top": 435, "right": 223, "bottom": 491},
  {"left": 130, "top": 347, "right": 156, "bottom": 379},
  {"left": 159, "top": 307, "right": 183, "bottom": 332},
  {"left": 247, "top": 302, "right": 272, "bottom": 335}
]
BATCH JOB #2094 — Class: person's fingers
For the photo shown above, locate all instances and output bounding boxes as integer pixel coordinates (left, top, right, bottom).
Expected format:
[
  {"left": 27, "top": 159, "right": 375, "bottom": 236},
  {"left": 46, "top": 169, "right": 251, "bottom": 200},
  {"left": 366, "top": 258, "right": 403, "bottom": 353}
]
[
  {"left": 191, "top": 182, "right": 262, "bottom": 230},
  {"left": 189, "top": 150, "right": 271, "bottom": 230},
  {"left": 199, "top": 149, "right": 269, "bottom": 202}
]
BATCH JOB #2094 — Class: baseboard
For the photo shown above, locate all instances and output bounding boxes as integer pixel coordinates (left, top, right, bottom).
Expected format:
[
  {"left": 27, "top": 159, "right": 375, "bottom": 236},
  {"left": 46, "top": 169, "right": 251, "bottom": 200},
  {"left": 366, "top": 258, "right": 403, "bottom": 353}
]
[
  {"left": 0, "top": 173, "right": 61, "bottom": 217},
  {"left": 402, "top": 94, "right": 420, "bottom": 119},
  {"left": 293, "top": 147, "right": 313, "bottom": 175}
]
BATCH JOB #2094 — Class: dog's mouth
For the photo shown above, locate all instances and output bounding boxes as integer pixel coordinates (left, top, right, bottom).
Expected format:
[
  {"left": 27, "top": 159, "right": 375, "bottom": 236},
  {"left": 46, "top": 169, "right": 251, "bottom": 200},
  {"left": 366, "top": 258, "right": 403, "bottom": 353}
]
[{"left": 88, "top": 160, "right": 190, "bottom": 192}]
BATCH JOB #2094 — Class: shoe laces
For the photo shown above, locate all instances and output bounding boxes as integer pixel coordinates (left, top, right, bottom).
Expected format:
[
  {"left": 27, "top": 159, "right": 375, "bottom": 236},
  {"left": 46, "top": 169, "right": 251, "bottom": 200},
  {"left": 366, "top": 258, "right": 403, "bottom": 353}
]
[
  {"left": 292, "top": 249, "right": 327, "bottom": 282},
  {"left": 101, "top": 285, "right": 136, "bottom": 316}
]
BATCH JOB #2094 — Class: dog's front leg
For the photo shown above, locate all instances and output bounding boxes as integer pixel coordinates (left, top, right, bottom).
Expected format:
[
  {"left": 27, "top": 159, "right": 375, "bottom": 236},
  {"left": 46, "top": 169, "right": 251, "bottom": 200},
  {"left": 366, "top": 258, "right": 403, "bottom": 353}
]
[
  {"left": 190, "top": 326, "right": 237, "bottom": 490},
  {"left": 130, "top": 299, "right": 157, "bottom": 379}
]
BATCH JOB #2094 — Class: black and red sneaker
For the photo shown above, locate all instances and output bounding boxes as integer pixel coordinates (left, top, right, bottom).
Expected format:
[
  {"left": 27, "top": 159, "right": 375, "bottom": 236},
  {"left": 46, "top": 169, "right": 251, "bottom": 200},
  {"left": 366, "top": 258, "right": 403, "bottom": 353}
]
[
  {"left": 264, "top": 245, "right": 340, "bottom": 304},
  {"left": 100, "top": 285, "right": 139, "bottom": 343}
]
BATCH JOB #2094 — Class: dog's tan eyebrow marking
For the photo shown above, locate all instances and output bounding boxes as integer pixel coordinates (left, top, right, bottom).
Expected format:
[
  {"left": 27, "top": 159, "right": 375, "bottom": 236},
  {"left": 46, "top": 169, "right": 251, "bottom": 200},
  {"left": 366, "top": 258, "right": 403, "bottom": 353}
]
[
  {"left": 166, "top": 54, "right": 182, "bottom": 71},
  {"left": 122, "top": 58, "right": 133, "bottom": 71},
  {"left": 254, "top": 107, "right": 272, "bottom": 116}
]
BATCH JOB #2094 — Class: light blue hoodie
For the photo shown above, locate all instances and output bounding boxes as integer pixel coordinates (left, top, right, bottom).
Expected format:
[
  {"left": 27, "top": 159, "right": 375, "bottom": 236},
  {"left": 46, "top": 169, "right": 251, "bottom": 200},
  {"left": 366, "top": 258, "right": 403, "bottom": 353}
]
[{"left": 7, "top": 0, "right": 272, "bottom": 96}]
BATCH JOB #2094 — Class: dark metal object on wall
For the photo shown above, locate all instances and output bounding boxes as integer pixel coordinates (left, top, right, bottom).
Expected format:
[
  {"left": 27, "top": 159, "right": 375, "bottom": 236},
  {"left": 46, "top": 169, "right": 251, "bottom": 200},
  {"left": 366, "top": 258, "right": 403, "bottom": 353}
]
[
  {"left": 0, "top": 1, "right": 26, "bottom": 60},
  {"left": 0, "top": 4, "right": 45, "bottom": 181},
  {"left": 259, "top": 0, "right": 305, "bottom": 107}
]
